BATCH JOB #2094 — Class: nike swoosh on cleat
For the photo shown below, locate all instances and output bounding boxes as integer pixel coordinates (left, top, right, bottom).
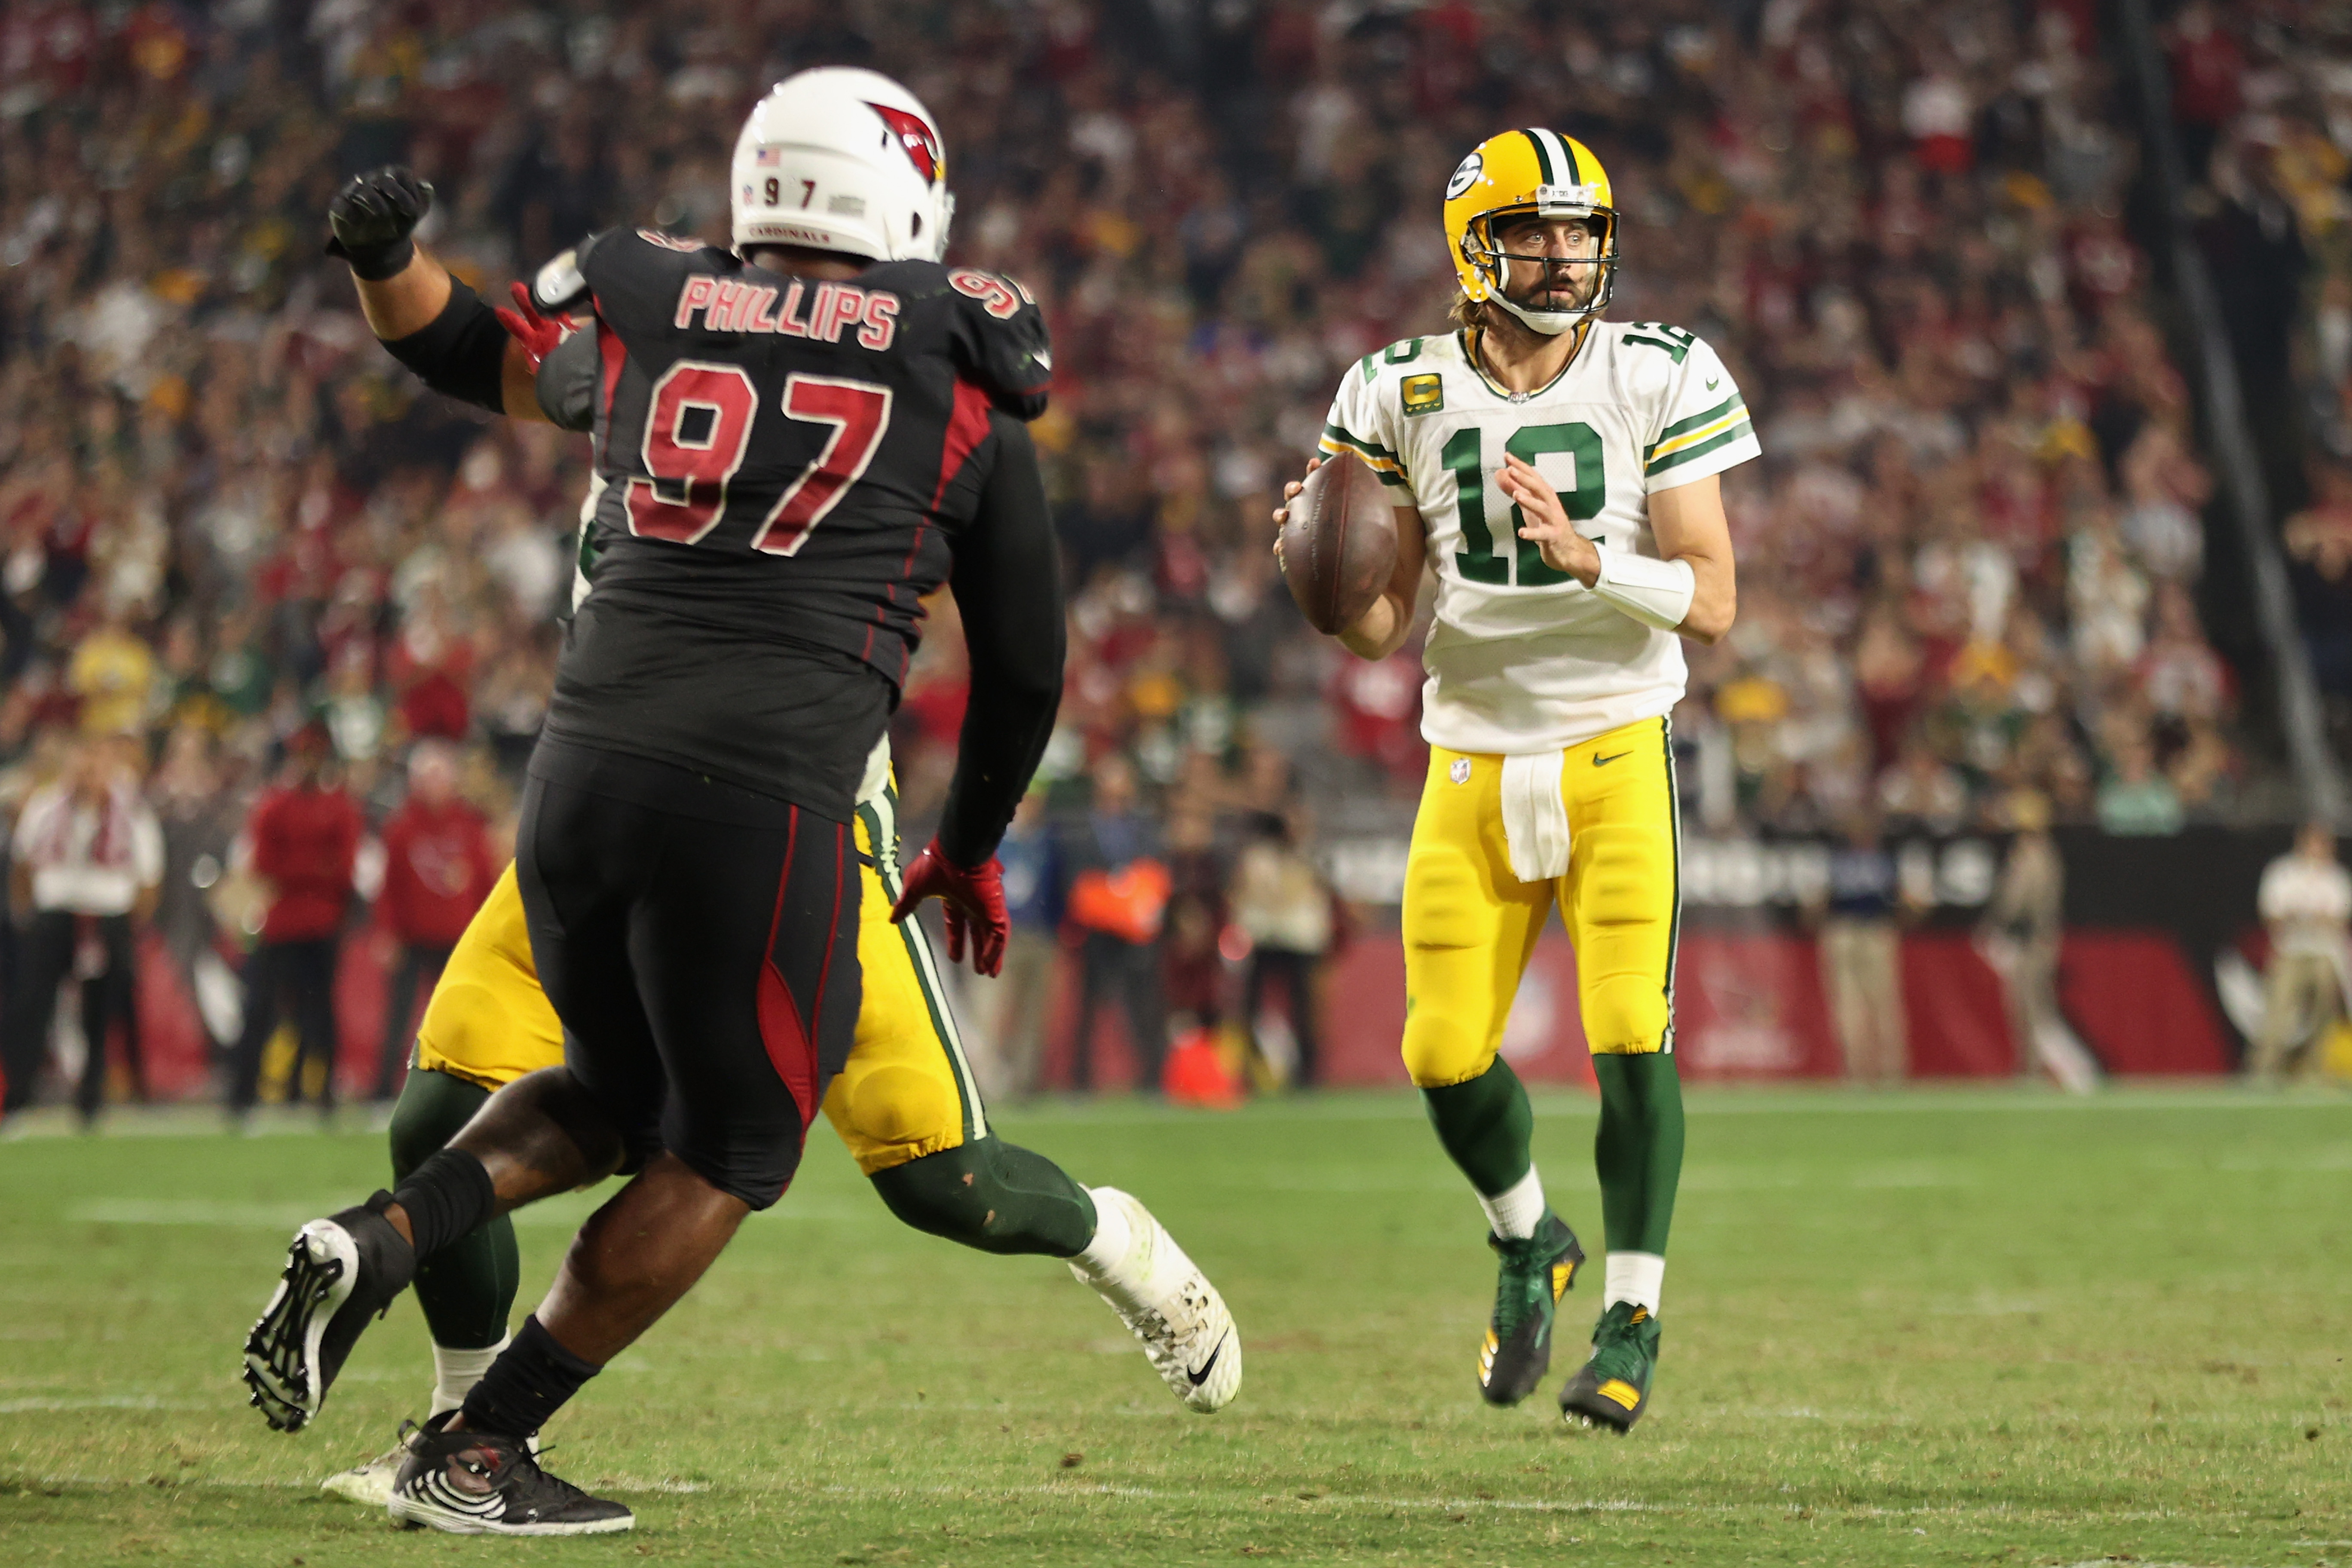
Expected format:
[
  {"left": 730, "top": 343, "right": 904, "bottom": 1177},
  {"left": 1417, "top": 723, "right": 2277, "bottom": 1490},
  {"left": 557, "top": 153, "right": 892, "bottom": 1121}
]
[
  {"left": 1592, "top": 751, "right": 1631, "bottom": 766},
  {"left": 1186, "top": 1335, "right": 1228, "bottom": 1387}
]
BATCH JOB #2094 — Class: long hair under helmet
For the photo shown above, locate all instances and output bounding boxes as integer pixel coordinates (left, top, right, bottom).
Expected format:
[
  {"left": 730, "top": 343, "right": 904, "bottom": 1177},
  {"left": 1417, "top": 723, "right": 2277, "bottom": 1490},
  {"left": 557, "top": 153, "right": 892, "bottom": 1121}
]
[
  {"left": 1443, "top": 127, "right": 1618, "bottom": 337},
  {"left": 730, "top": 67, "right": 954, "bottom": 263}
]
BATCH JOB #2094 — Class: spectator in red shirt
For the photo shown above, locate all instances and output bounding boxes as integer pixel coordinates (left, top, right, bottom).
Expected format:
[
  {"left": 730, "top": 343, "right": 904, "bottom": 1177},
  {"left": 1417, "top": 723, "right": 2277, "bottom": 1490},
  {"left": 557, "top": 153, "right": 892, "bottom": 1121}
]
[
  {"left": 227, "top": 723, "right": 362, "bottom": 1121},
  {"left": 371, "top": 741, "right": 496, "bottom": 1098},
  {"left": 2165, "top": 0, "right": 2245, "bottom": 178}
]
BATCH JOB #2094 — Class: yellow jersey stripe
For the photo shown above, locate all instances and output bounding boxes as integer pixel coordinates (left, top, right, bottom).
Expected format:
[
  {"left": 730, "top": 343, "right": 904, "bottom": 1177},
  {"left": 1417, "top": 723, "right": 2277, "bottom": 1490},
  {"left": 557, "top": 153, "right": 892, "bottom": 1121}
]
[
  {"left": 1646, "top": 420, "right": 1755, "bottom": 478},
  {"left": 1317, "top": 433, "right": 1410, "bottom": 484},
  {"left": 1648, "top": 390, "right": 1743, "bottom": 449},
  {"left": 1644, "top": 408, "right": 1750, "bottom": 469}
]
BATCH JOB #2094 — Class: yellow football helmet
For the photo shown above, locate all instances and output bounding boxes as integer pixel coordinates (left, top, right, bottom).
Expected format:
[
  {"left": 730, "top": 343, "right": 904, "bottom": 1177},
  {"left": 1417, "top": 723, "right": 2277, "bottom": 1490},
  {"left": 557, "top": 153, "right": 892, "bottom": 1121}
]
[{"left": 1443, "top": 128, "right": 1618, "bottom": 336}]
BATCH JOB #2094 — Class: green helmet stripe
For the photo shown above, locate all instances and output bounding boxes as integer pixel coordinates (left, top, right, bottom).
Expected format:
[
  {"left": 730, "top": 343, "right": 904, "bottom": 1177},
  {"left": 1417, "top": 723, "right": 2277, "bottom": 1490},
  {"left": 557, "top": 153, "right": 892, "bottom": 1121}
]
[
  {"left": 1556, "top": 131, "right": 1585, "bottom": 186},
  {"left": 1519, "top": 127, "right": 1554, "bottom": 185}
]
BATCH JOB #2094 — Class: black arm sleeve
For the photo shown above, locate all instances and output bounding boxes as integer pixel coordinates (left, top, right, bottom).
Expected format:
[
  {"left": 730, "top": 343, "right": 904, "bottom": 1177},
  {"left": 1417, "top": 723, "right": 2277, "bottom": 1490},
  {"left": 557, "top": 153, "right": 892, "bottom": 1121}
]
[
  {"left": 378, "top": 279, "right": 510, "bottom": 415},
  {"left": 937, "top": 413, "right": 1065, "bottom": 867}
]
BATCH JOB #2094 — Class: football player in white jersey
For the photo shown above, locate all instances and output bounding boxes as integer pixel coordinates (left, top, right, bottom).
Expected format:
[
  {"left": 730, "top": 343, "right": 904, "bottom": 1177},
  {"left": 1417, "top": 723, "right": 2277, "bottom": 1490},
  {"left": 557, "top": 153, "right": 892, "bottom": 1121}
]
[{"left": 1278, "top": 128, "right": 1756, "bottom": 1430}]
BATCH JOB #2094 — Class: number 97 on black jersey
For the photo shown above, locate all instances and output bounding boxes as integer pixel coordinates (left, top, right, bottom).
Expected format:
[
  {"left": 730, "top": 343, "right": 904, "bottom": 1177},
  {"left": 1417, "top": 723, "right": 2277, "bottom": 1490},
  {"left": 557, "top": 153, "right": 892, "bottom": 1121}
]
[{"left": 529, "top": 226, "right": 1053, "bottom": 821}]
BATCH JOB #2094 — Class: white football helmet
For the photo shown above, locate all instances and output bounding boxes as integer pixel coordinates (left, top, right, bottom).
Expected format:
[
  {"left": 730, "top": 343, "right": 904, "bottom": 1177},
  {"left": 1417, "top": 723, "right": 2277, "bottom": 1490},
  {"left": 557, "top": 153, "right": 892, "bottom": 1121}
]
[{"left": 730, "top": 67, "right": 953, "bottom": 263}]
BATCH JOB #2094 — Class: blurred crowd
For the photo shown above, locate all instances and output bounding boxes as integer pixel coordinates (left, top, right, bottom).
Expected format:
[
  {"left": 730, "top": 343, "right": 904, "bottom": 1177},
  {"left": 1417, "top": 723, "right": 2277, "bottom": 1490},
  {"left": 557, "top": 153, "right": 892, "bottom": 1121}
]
[
  {"left": 0, "top": 0, "right": 2306, "bottom": 1112},
  {"left": 2160, "top": 0, "right": 2352, "bottom": 750}
]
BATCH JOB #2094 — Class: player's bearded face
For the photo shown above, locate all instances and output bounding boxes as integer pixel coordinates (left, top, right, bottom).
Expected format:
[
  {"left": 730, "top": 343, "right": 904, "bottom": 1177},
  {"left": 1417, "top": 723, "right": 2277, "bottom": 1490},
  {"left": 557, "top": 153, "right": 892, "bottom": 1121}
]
[{"left": 1494, "top": 217, "right": 1603, "bottom": 314}]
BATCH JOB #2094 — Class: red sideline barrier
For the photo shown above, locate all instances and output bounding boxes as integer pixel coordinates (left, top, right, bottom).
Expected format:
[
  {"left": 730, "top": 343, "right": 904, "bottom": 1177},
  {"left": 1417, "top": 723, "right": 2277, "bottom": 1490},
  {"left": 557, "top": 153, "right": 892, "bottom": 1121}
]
[
  {"left": 1178, "top": 929, "right": 2229, "bottom": 1086},
  {"left": 92, "top": 922, "right": 2239, "bottom": 1106},
  {"left": 2057, "top": 931, "right": 2233, "bottom": 1074},
  {"left": 1901, "top": 934, "right": 2016, "bottom": 1076},
  {"left": 115, "top": 925, "right": 410, "bottom": 1102}
]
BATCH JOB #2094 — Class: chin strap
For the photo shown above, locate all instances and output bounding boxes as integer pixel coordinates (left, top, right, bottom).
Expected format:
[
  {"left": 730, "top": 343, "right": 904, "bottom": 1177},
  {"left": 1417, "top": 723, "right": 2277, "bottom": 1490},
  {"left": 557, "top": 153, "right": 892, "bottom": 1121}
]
[{"left": 1490, "top": 291, "right": 1596, "bottom": 338}]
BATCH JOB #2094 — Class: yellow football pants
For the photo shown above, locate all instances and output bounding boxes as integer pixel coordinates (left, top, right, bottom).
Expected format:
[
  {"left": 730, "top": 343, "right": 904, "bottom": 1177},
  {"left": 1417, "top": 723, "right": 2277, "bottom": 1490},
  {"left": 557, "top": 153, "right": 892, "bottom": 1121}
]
[
  {"left": 1400, "top": 717, "right": 1680, "bottom": 1088},
  {"left": 411, "top": 785, "right": 984, "bottom": 1175}
]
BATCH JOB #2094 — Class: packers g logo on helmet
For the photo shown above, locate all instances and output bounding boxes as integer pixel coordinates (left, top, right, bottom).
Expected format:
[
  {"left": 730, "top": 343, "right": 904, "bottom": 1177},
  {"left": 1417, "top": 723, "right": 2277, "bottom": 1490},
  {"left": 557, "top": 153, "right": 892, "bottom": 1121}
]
[
  {"left": 1444, "top": 128, "right": 1619, "bottom": 337},
  {"left": 1445, "top": 151, "right": 1484, "bottom": 200}
]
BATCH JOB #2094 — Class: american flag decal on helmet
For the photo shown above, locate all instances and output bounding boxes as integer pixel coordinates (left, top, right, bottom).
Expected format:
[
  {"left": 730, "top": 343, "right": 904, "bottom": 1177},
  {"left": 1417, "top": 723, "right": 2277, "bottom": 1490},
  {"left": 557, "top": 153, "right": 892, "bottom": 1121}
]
[{"left": 866, "top": 102, "right": 943, "bottom": 185}]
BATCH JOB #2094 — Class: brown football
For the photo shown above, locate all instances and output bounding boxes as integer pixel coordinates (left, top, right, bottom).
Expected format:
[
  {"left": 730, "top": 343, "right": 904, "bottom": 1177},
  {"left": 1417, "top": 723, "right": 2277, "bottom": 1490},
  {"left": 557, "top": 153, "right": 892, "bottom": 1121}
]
[{"left": 1280, "top": 451, "right": 1400, "bottom": 635}]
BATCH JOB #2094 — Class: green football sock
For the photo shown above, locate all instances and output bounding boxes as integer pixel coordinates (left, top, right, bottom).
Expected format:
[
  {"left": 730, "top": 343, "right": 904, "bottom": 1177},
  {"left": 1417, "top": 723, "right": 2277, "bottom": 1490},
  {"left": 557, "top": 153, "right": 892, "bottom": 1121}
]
[
  {"left": 387, "top": 1068, "right": 520, "bottom": 1351},
  {"left": 1420, "top": 1056, "right": 1536, "bottom": 1198},
  {"left": 1592, "top": 1051, "right": 1684, "bottom": 1256},
  {"left": 868, "top": 1137, "right": 1099, "bottom": 1258}
]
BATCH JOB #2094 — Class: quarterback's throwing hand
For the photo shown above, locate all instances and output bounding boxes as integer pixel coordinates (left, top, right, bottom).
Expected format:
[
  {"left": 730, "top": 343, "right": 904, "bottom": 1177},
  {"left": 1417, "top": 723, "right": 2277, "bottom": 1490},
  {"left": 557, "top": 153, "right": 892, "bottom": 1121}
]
[
  {"left": 1500, "top": 452, "right": 1599, "bottom": 586},
  {"left": 889, "top": 839, "right": 1011, "bottom": 977}
]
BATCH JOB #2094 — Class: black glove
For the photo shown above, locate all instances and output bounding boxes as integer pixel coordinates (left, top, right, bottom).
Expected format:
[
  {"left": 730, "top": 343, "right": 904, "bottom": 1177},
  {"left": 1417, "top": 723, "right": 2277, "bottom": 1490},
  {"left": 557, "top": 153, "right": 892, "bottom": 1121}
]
[{"left": 325, "top": 166, "right": 434, "bottom": 281}]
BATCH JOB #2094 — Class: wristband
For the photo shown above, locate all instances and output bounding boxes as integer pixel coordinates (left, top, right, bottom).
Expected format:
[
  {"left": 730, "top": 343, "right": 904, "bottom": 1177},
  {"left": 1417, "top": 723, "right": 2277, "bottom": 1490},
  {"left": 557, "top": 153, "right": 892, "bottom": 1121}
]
[
  {"left": 327, "top": 233, "right": 415, "bottom": 282},
  {"left": 1589, "top": 544, "right": 1694, "bottom": 631}
]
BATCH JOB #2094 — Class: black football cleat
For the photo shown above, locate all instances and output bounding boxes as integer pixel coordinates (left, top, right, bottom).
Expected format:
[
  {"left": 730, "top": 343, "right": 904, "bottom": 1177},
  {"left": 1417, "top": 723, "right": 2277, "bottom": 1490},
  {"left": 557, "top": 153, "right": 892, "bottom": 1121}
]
[
  {"left": 242, "top": 1194, "right": 414, "bottom": 1432},
  {"left": 1476, "top": 1211, "right": 1585, "bottom": 1406},
  {"left": 1559, "top": 1299, "right": 1662, "bottom": 1433},
  {"left": 388, "top": 1413, "right": 634, "bottom": 1535}
]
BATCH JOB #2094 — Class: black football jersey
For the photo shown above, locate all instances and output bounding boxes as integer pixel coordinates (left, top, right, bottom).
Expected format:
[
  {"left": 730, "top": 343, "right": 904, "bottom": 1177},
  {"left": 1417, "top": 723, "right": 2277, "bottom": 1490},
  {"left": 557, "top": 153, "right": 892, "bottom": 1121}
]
[{"left": 525, "top": 229, "right": 1052, "bottom": 821}]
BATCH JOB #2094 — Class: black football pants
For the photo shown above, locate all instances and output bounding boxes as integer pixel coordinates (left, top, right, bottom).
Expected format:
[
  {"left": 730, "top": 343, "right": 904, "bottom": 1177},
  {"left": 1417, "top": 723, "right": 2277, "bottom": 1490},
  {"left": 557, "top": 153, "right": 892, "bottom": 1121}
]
[{"left": 515, "top": 753, "right": 861, "bottom": 1210}]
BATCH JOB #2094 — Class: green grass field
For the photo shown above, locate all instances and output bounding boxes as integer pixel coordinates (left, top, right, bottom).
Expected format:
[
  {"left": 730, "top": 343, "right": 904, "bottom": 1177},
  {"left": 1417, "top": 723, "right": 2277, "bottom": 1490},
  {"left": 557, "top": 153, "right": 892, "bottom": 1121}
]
[{"left": 2, "top": 1087, "right": 2347, "bottom": 1566}]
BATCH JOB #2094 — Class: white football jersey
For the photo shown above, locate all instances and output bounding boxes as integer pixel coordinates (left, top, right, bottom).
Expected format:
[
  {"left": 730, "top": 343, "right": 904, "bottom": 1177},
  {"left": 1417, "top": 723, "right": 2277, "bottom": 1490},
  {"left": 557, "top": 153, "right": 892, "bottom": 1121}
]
[{"left": 1319, "top": 322, "right": 1760, "bottom": 755}]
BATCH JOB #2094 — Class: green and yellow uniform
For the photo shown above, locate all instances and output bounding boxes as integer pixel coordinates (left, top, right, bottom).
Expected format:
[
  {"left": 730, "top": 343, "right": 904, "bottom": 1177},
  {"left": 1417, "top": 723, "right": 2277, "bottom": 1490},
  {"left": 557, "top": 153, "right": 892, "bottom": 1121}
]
[{"left": 1312, "top": 126, "right": 1760, "bottom": 1425}]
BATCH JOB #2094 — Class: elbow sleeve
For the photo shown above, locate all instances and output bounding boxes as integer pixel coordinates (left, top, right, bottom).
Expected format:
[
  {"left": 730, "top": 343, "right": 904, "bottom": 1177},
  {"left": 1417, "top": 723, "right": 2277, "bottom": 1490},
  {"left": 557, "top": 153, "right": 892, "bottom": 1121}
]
[{"left": 380, "top": 280, "right": 511, "bottom": 414}]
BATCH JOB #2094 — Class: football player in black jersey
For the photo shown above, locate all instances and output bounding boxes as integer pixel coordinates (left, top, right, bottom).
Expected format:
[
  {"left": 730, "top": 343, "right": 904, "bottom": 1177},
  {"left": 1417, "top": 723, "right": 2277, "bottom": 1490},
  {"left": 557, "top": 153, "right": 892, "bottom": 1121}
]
[{"left": 239, "top": 69, "right": 1107, "bottom": 1535}]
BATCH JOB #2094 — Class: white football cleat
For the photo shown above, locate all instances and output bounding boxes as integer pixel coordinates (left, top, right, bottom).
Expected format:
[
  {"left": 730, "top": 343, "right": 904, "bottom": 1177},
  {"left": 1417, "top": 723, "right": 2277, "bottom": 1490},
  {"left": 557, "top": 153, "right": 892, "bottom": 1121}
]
[
  {"left": 320, "top": 1425, "right": 417, "bottom": 1508},
  {"left": 1069, "top": 1187, "right": 1240, "bottom": 1413},
  {"left": 322, "top": 1418, "right": 539, "bottom": 1510}
]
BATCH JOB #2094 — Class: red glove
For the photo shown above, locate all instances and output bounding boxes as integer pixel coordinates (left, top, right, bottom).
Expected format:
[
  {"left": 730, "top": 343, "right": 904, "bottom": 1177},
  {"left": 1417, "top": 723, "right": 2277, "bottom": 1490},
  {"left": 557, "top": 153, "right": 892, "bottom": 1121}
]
[
  {"left": 888, "top": 839, "right": 1010, "bottom": 977},
  {"left": 494, "top": 281, "right": 567, "bottom": 370}
]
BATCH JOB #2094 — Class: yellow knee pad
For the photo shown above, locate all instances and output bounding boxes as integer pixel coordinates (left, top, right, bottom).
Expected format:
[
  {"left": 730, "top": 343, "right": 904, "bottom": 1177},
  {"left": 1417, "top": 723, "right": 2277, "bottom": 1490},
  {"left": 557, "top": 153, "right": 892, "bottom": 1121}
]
[
  {"left": 1401, "top": 1009, "right": 1502, "bottom": 1088},
  {"left": 1580, "top": 974, "right": 1670, "bottom": 1056},
  {"left": 835, "top": 1062, "right": 960, "bottom": 1162}
]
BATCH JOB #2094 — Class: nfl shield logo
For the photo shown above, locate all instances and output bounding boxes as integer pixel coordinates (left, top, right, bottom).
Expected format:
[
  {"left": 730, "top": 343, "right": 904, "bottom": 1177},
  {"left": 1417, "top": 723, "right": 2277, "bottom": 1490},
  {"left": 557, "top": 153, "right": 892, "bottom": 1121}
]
[{"left": 1449, "top": 758, "right": 1472, "bottom": 785}]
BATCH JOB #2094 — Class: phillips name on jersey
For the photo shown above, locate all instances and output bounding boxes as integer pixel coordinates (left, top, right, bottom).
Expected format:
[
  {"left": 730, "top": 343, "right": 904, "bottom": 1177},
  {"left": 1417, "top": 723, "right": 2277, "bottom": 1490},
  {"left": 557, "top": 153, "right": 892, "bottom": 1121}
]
[
  {"left": 527, "top": 228, "right": 1051, "bottom": 822},
  {"left": 1319, "top": 322, "right": 1759, "bottom": 756}
]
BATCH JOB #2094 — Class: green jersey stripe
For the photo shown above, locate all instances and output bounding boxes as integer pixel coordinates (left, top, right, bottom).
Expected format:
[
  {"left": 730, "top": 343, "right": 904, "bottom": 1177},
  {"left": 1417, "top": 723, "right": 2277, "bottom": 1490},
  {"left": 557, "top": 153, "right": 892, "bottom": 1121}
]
[
  {"left": 1320, "top": 423, "right": 1402, "bottom": 464},
  {"left": 1644, "top": 392, "right": 1744, "bottom": 455},
  {"left": 1645, "top": 420, "right": 1754, "bottom": 476},
  {"left": 1314, "top": 440, "right": 1408, "bottom": 485},
  {"left": 1318, "top": 440, "right": 1410, "bottom": 486}
]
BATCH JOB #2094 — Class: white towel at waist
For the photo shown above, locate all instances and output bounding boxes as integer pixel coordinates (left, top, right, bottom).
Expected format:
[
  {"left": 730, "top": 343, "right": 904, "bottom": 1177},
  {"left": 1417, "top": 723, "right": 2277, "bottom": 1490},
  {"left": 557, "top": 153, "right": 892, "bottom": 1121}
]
[{"left": 1499, "top": 750, "right": 1571, "bottom": 884}]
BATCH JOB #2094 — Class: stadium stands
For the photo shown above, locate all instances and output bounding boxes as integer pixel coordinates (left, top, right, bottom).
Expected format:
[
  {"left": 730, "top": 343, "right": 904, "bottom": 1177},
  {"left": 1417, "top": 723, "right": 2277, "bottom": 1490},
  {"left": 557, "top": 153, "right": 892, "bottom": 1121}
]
[{"left": 0, "top": 1, "right": 2311, "bottom": 1103}]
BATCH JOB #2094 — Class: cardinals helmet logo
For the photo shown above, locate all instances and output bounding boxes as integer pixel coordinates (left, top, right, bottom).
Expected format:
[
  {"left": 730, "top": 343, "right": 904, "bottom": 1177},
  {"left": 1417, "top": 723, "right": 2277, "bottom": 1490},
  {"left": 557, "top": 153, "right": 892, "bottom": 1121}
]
[{"left": 867, "top": 103, "right": 943, "bottom": 186}]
